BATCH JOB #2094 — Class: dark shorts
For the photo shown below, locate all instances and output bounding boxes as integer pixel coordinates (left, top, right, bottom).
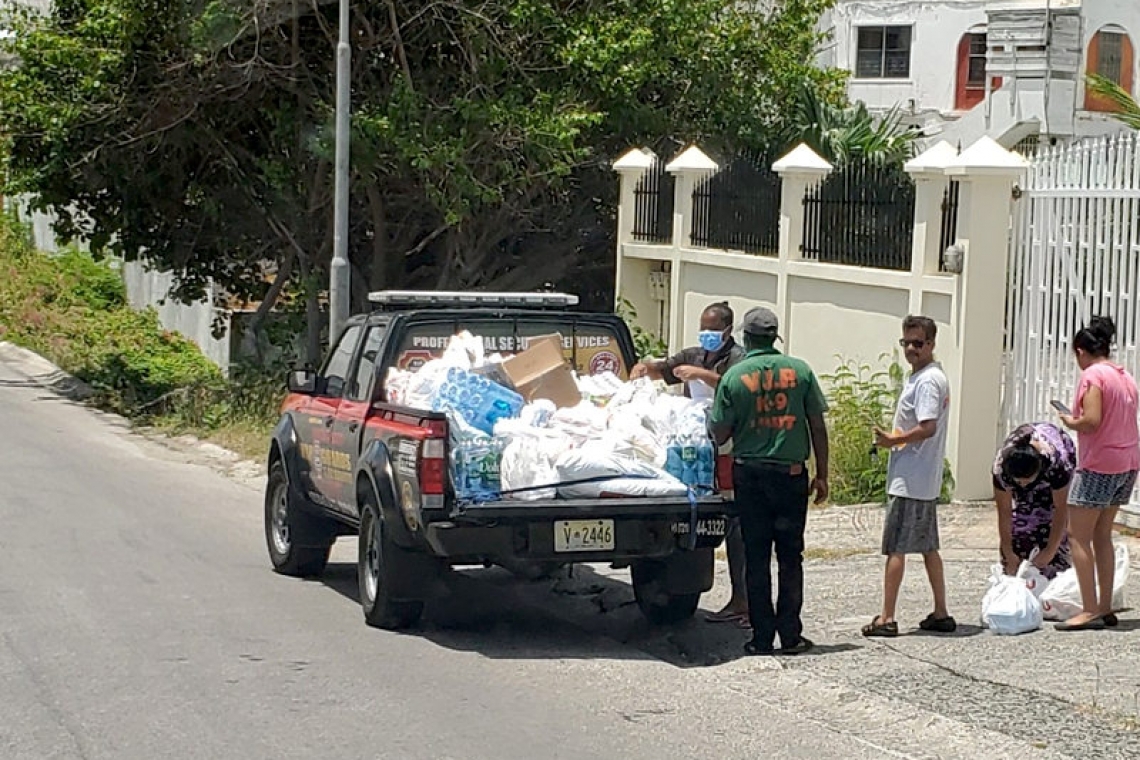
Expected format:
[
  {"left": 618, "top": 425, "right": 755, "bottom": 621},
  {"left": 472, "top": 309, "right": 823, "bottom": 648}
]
[
  {"left": 1069, "top": 469, "right": 1138, "bottom": 509},
  {"left": 881, "top": 496, "right": 940, "bottom": 555}
]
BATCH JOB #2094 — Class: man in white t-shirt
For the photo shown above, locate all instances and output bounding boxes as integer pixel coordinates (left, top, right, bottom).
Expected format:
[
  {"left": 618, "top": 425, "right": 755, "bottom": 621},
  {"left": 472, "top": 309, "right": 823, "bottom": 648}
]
[{"left": 863, "top": 315, "right": 955, "bottom": 637}]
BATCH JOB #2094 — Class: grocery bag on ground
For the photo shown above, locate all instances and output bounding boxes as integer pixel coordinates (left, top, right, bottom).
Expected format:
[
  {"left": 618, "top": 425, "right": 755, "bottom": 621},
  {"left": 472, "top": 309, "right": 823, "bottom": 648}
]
[
  {"left": 1040, "top": 543, "right": 1130, "bottom": 620},
  {"left": 1039, "top": 568, "right": 1083, "bottom": 621},
  {"left": 1016, "top": 558, "right": 1049, "bottom": 599},
  {"left": 981, "top": 563, "right": 1043, "bottom": 635}
]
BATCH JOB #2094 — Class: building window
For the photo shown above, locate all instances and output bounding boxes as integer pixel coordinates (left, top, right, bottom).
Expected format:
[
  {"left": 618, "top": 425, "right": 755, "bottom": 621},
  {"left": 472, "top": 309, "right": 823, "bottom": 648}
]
[
  {"left": 966, "top": 34, "right": 987, "bottom": 88},
  {"left": 1085, "top": 27, "right": 1135, "bottom": 112},
  {"left": 856, "top": 26, "right": 912, "bottom": 79},
  {"left": 1097, "top": 31, "right": 1126, "bottom": 81}
]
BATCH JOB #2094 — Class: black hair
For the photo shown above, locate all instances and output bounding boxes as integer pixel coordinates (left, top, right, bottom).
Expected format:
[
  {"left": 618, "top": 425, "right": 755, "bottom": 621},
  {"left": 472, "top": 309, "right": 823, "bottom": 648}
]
[
  {"left": 1002, "top": 445, "right": 1043, "bottom": 482},
  {"left": 902, "top": 315, "right": 937, "bottom": 341},
  {"left": 1073, "top": 315, "right": 1116, "bottom": 358},
  {"left": 703, "top": 301, "right": 734, "bottom": 329},
  {"left": 743, "top": 331, "right": 776, "bottom": 350}
]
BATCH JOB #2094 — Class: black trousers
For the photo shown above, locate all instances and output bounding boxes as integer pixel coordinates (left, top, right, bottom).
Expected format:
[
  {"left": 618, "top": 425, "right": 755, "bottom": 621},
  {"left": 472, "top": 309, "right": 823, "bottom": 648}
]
[{"left": 733, "top": 461, "right": 810, "bottom": 648}]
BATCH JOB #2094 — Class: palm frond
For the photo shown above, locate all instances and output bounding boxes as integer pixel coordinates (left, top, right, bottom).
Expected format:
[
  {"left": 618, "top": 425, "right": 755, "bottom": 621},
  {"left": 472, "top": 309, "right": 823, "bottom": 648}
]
[{"left": 1085, "top": 73, "right": 1140, "bottom": 130}]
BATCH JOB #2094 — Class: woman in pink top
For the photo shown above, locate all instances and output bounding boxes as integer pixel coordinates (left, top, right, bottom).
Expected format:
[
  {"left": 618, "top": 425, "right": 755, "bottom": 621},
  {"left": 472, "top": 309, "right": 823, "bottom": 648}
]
[{"left": 1057, "top": 316, "right": 1140, "bottom": 631}]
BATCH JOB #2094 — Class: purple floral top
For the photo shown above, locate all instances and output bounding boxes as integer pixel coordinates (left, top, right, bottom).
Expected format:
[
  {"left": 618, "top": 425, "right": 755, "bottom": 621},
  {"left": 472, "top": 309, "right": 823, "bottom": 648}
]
[{"left": 992, "top": 422, "right": 1076, "bottom": 578}]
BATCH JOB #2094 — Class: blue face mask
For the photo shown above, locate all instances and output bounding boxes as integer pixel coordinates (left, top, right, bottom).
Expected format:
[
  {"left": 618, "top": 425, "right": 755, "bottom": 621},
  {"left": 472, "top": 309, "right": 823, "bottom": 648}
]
[{"left": 698, "top": 330, "right": 727, "bottom": 353}]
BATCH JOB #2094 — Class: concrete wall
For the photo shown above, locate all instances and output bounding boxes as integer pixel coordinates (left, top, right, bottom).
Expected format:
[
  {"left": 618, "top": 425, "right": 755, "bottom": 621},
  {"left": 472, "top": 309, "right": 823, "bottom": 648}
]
[
  {"left": 615, "top": 141, "right": 1026, "bottom": 501},
  {"left": 121, "top": 261, "right": 231, "bottom": 371}
]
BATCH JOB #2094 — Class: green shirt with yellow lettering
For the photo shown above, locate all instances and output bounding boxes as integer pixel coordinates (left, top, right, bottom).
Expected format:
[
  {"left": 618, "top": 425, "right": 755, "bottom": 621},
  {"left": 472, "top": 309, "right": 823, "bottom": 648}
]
[{"left": 710, "top": 347, "right": 828, "bottom": 463}]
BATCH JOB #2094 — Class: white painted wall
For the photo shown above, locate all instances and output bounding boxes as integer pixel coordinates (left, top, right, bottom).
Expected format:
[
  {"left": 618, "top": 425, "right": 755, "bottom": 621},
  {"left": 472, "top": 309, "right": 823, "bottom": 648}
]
[
  {"left": 827, "top": 0, "right": 1140, "bottom": 147},
  {"left": 827, "top": 0, "right": 989, "bottom": 118}
]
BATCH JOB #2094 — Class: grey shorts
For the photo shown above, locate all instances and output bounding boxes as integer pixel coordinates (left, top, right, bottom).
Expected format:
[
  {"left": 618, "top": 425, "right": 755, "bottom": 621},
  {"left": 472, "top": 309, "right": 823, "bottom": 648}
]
[
  {"left": 881, "top": 496, "right": 941, "bottom": 555},
  {"left": 1069, "top": 469, "right": 1138, "bottom": 509}
]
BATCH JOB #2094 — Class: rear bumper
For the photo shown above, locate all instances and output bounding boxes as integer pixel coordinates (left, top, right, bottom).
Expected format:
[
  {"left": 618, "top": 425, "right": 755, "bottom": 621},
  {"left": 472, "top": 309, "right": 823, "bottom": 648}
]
[{"left": 423, "top": 498, "right": 731, "bottom": 562}]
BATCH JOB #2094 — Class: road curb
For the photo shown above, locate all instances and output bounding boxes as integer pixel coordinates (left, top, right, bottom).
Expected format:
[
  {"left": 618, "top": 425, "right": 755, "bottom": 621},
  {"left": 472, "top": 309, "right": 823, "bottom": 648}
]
[{"left": 0, "top": 340, "right": 94, "bottom": 400}]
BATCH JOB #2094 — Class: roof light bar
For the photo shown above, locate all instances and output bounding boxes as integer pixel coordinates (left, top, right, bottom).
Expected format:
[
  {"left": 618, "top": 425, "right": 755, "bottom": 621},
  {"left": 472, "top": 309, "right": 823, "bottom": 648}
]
[{"left": 367, "top": 290, "right": 579, "bottom": 309}]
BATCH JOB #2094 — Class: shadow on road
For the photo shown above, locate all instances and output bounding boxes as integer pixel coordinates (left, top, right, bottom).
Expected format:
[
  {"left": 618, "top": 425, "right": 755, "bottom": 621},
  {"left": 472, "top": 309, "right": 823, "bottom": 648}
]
[{"left": 309, "top": 560, "right": 865, "bottom": 668}]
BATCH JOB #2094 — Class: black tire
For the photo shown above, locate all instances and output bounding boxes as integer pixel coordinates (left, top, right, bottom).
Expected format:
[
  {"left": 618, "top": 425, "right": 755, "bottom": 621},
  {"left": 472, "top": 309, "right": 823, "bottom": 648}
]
[
  {"left": 631, "top": 560, "right": 701, "bottom": 625},
  {"left": 265, "top": 460, "right": 332, "bottom": 577},
  {"left": 358, "top": 495, "right": 425, "bottom": 630}
]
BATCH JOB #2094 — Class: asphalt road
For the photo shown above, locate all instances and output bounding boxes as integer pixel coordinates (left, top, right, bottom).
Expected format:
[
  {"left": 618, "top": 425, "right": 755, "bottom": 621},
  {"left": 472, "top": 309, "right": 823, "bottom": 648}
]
[
  {"left": 0, "top": 356, "right": 895, "bottom": 760},
  {"left": 0, "top": 351, "right": 1093, "bottom": 760}
]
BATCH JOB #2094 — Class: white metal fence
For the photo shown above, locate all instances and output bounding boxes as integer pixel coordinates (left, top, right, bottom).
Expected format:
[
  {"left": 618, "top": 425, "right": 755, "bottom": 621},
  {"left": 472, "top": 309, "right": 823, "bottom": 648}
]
[{"left": 1003, "top": 133, "right": 1140, "bottom": 487}]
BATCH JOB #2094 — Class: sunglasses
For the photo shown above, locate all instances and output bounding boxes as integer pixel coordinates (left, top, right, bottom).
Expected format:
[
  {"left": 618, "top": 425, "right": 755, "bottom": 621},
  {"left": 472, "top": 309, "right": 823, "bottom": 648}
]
[{"left": 899, "top": 338, "right": 929, "bottom": 349}]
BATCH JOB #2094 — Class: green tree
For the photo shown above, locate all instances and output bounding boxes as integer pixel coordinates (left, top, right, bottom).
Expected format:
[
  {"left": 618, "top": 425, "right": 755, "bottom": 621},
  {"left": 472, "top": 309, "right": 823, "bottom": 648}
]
[{"left": 0, "top": 0, "right": 843, "bottom": 361}]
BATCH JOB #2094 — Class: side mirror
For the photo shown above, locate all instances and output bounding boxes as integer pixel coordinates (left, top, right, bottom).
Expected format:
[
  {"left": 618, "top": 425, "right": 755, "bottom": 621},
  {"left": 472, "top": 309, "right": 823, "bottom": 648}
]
[{"left": 287, "top": 368, "right": 318, "bottom": 394}]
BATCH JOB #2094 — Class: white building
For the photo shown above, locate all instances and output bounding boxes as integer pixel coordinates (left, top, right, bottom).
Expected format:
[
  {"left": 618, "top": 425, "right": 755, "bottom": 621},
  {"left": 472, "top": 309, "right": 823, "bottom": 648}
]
[{"left": 819, "top": 0, "right": 1140, "bottom": 148}]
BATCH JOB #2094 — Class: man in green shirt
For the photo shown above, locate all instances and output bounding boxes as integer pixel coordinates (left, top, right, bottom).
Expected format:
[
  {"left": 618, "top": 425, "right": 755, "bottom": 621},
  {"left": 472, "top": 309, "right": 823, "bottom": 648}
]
[{"left": 710, "top": 307, "right": 830, "bottom": 656}]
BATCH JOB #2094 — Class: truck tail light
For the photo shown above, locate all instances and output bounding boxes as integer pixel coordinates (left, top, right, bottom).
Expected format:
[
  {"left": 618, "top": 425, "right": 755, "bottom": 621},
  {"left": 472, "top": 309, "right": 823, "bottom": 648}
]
[
  {"left": 715, "top": 454, "right": 734, "bottom": 498},
  {"left": 420, "top": 437, "right": 446, "bottom": 495}
]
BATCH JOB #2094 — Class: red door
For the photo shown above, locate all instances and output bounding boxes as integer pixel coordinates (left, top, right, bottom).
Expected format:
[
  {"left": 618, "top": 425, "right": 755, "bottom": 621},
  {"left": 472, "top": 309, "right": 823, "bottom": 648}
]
[{"left": 956, "top": 33, "right": 1002, "bottom": 111}]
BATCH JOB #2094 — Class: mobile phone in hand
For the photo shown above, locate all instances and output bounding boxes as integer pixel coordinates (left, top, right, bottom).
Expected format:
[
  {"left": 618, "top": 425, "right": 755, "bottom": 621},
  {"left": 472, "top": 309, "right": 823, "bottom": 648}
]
[{"left": 1050, "top": 399, "right": 1071, "bottom": 415}]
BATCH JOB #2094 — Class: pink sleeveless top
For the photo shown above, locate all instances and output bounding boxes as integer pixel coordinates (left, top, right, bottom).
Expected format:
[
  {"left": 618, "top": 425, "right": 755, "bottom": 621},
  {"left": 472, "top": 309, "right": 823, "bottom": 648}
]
[{"left": 1073, "top": 361, "right": 1140, "bottom": 474}]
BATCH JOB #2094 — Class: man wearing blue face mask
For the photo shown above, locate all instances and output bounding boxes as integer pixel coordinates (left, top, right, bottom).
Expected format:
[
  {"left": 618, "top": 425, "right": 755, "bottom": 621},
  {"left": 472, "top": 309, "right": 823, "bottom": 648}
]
[
  {"left": 630, "top": 302, "right": 744, "bottom": 401},
  {"left": 630, "top": 301, "right": 749, "bottom": 623}
]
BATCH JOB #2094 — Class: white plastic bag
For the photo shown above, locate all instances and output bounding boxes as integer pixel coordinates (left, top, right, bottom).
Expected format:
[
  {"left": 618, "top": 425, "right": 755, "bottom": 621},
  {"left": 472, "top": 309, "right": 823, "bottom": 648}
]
[
  {"left": 497, "top": 425, "right": 573, "bottom": 501},
  {"left": 553, "top": 446, "right": 688, "bottom": 498},
  {"left": 1112, "top": 543, "right": 1130, "bottom": 610},
  {"left": 559, "top": 474, "right": 688, "bottom": 499},
  {"left": 1040, "top": 543, "right": 1130, "bottom": 620},
  {"left": 1039, "top": 568, "right": 1082, "bottom": 621},
  {"left": 1016, "top": 559, "right": 1049, "bottom": 600},
  {"left": 981, "top": 564, "right": 1044, "bottom": 635}
]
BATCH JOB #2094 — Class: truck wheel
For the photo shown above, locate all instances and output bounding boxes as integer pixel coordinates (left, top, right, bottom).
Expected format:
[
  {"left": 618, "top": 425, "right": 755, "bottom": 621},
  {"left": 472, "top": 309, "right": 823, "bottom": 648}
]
[
  {"left": 265, "top": 460, "right": 332, "bottom": 577},
  {"left": 631, "top": 560, "right": 701, "bottom": 625},
  {"left": 358, "top": 497, "right": 424, "bottom": 630}
]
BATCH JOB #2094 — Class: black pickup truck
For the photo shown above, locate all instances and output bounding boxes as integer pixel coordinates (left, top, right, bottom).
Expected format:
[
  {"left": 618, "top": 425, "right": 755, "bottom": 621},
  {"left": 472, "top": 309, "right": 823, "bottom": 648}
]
[{"left": 265, "top": 291, "right": 732, "bottom": 629}]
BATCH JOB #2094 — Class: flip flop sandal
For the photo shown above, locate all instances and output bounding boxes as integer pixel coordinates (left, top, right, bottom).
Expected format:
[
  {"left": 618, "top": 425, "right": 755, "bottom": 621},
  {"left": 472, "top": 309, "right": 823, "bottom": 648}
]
[
  {"left": 919, "top": 614, "right": 957, "bottom": 633},
  {"left": 861, "top": 617, "right": 899, "bottom": 638},
  {"left": 1055, "top": 617, "right": 1106, "bottom": 631}
]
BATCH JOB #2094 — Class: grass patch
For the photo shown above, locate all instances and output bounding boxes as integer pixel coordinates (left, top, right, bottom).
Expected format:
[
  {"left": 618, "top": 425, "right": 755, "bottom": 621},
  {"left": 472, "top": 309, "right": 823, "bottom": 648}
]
[{"left": 0, "top": 214, "right": 282, "bottom": 456}]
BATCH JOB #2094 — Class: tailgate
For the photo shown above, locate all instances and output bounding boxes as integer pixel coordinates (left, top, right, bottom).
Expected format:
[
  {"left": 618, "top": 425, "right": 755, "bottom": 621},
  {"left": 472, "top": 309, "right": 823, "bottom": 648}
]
[{"left": 451, "top": 495, "right": 731, "bottom": 521}]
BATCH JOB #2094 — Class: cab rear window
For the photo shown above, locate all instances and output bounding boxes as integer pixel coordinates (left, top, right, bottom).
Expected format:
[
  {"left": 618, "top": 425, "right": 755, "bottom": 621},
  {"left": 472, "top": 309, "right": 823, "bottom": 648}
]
[{"left": 393, "top": 319, "right": 628, "bottom": 378}]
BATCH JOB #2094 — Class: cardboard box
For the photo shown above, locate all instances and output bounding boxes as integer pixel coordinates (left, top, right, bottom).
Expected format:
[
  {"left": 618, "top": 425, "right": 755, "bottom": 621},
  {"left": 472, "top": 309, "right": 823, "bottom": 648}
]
[{"left": 502, "top": 333, "right": 581, "bottom": 408}]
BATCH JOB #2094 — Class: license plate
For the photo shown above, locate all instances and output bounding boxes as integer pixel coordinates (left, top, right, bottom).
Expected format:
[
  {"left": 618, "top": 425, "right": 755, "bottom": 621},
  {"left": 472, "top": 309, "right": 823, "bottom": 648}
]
[
  {"left": 554, "top": 520, "right": 615, "bottom": 552},
  {"left": 672, "top": 518, "right": 728, "bottom": 537}
]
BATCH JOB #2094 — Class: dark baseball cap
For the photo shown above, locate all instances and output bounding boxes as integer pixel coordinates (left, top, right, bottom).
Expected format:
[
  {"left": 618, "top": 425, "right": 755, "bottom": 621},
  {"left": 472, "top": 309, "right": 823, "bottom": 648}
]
[{"left": 742, "top": 306, "right": 779, "bottom": 336}]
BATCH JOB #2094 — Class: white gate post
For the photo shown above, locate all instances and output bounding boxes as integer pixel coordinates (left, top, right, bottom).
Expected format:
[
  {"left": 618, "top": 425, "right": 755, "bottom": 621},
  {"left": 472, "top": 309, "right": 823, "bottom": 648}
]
[
  {"left": 772, "top": 144, "right": 832, "bottom": 352},
  {"left": 945, "top": 137, "right": 1028, "bottom": 500},
  {"left": 904, "top": 142, "right": 958, "bottom": 315},
  {"left": 613, "top": 148, "right": 655, "bottom": 248},
  {"left": 665, "top": 146, "right": 718, "bottom": 352}
]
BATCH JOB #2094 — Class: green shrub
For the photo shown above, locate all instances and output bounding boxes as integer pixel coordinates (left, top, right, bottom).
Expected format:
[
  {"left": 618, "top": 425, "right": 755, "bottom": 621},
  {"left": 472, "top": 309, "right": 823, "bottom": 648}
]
[
  {"left": 617, "top": 297, "right": 668, "bottom": 360},
  {"left": 0, "top": 215, "right": 221, "bottom": 413},
  {"left": 822, "top": 355, "right": 955, "bottom": 505},
  {"left": 821, "top": 355, "right": 902, "bottom": 505}
]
